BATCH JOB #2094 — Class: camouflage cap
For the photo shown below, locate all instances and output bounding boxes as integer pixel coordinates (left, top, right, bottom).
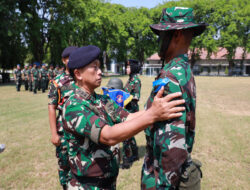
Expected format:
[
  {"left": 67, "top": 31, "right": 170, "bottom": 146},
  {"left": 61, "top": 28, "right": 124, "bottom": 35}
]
[{"left": 150, "top": 7, "right": 208, "bottom": 37}]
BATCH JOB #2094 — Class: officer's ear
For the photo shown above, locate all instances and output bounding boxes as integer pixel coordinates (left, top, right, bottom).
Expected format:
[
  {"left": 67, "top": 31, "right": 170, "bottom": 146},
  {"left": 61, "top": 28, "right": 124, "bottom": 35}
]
[{"left": 74, "top": 69, "right": 82, "bottom": 80}]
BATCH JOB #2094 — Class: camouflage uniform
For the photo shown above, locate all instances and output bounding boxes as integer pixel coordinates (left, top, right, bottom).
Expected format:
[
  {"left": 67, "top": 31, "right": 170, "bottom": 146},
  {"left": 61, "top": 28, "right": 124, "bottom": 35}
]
[
  {"left": 31, "top": 67, "right": 39, "bottom": 94},
  {"left": 37, "top": 67, "right": 41, "bottom": 91},
  {"left": 40, "top": 67, "right": 48, "bottom": 93},
  {"left": 62, "top": 87, "right": 129, "bottom": 189},
  {"left": 141, "top": 54, "right": 196, "bottom": 189},
  {"left": 48, "top": 72, "right": 75, "bottom": 187},
  {"left": 122, "top": 74, "right": 141, "bottom": 163},
  {"left": 22, "top": 68, "right": 29, "bottom": 91},
  {"left": 48, "top": 68, "right": 55, "bottom": 80},
  {"left": 54, "top": 68, "right": 60, "bottom": 77},
  {"left": 28, "top": 67, "right": 33, "bottom": 91},
  {"left": 14, "top": 68, "right": 22, "bottom": 91}
]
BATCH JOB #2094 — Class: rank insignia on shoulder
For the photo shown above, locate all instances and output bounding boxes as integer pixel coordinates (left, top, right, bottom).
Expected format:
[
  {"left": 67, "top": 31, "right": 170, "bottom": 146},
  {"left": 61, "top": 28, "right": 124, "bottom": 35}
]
[{"left": 153, "top": 77, "right": 170, "bottom": 93}]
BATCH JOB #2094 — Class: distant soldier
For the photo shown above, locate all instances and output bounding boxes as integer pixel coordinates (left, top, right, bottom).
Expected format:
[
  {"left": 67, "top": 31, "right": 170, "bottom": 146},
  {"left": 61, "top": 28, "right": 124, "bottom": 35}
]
[
  {"left": 54, "top": 65, "right": 60, "bottom": 77},
  {"left": 14, "top": 64, "right": 22, "bottom": 91},
  {"left": 28, "top": 64, "right": 33, "bottom": 92},
  {"left": 122, "top": 59, "right": 142, "bottom": 168},
  {"left": 48, "top": 65, "right": 55, "bottom": 81},
  {"left": 22, "top": 64, "right": 29, "bottom": 91},
  {"left": 40, "top": 64, "right": 48, "bottom": 93},
  {"left": 59, "top": 65, "right": 65, "bottom": 75},
  {"left": 31, "top": 63, "right": 40, "bottom": 94},
  {"left": 45, "top": 65, "right": 49, "bottom": 90},
  {"left": 37, "top": 64, "right": 41, "bottom": 91}
]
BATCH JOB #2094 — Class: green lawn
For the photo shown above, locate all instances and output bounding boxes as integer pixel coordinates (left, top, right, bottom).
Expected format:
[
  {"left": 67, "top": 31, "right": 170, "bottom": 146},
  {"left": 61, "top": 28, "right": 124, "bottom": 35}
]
[{"left": 0, "top": 76, "right": 249, "bottom": 190}]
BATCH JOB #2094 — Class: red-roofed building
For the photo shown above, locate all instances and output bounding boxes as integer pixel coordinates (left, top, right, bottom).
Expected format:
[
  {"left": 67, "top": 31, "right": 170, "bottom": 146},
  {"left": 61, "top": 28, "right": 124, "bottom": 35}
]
[{"left": 144, "top": 47, "right": 250, "bottom": 76}]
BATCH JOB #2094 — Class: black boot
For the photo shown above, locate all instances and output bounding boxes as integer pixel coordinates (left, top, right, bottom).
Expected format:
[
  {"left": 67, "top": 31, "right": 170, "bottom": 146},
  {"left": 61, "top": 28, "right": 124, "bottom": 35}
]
[
  {"left": 131, "top": 147, "right": 139, "bottom": 162},
  {"left": 122, "top": 157, "right": 131, "bottom": 169}
]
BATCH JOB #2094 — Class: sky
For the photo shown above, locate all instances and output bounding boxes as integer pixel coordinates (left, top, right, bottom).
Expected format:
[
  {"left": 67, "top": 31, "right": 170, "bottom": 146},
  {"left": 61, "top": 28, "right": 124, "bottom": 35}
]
[{"left": 109, "top": 0, "right": 167, "bottom": 9}]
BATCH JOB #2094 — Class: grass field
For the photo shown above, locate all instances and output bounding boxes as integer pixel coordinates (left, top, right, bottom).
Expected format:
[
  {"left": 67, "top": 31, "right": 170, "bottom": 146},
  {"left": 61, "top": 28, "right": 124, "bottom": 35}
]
[{"left": 0, "top": 76, "right": 250, "bottom": 190}]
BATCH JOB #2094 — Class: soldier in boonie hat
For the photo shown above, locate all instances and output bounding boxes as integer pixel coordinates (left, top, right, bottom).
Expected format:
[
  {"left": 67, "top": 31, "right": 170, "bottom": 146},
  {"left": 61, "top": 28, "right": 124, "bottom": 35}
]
[
  {"left": 150, "top": 7, "right": 208, "bottom": 63},
  {"left": 141, "top": 7, "right": 207, "bottom": 190}
]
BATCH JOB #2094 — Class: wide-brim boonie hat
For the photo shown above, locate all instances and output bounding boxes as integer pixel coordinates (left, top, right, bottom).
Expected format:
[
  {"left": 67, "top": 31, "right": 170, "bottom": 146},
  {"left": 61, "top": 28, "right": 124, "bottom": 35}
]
[{"left": 150, "top": 7, "right": 208, "bottom": 37}]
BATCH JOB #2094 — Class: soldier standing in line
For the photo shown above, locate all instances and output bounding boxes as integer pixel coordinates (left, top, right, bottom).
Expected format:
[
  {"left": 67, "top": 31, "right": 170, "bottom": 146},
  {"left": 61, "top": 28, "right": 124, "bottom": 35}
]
[
  {"left": 28, "top": 64, "right": 33, "bottom": 92},
  {"left": 54, "top": 65, "right": 60, "bottom": 77},
  {"left": 45, "top": 65, "right": 49, "bottom": 90},
  {"left": 22, "top": 64, "right": 29, "bottom": 91},
  {"left": 40, "top": 64, "right": 48, "bottom": 93},
  {"left": 62, "top": 45, "right": 185, "bottom": 189},
  {"left": 59, "top": 65, "right": 65, "bottom": 75},
  {"left": 48, "top": 46, "right": 78, "bottom": 189},
  {"left": 31, "top": 63, "right": 40, "bottom": 94},
  {"left": 122, "top": 59, "right": 141, "bottom": 169},
  {"left": 37, "top": 64, "right": 41, "bottom": 91},
  {"left": 14, "top": 64, "right": 22, "bottom": 92},
  {"left": 48, "top": 65, "right": 55, "bottom": 81},
  {"left": 141, "top": 7, "right": 207, "bottom": 190}
]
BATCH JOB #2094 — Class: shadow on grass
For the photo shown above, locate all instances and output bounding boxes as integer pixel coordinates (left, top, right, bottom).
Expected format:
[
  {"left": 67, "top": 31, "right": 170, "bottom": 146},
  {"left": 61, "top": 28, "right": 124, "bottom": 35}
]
[{"left": 0, "top": 82, "right": 15, "bottom": 86}]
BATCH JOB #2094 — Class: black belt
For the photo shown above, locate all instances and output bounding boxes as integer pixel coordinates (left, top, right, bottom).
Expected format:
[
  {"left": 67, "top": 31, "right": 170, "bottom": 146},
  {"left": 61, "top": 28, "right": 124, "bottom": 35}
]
[{"left": 72, "top": 173, "right": 116, "bottom": 189}]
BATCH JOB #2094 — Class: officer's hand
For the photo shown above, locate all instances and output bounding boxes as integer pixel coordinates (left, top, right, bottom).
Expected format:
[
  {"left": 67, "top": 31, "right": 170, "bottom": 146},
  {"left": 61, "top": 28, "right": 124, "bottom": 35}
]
[
  {"left": 151, "top": 87, "right": 185, "bottom": 121},
  {"left": 51, "top": 134, "right": 61, "bottom": 147}
]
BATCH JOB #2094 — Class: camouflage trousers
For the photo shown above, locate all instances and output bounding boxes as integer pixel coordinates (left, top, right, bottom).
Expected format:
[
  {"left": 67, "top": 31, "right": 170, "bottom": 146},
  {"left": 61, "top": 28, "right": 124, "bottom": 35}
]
[
  {"left": 141, "top": 132, "right": 188, "bottom": 190},
  {"left": 16, "top": 79, "right": 22, "bottom": 91},
  {"left": 56, "top": 136, "right": 70, "bottom": 187},
  {"left": 41, "top": 78, "right": 46, "bottom": 93},
  {"left": 122, "top": 136, "right": 138, "bottom": 161},
  {"left": 67, "top": 173, "right": 116, "bottom": 190},
  {"left": 32, "top": 80, "right": 38, "bottom": 93},
  {"left": 141, "top": 135, "right": 156, "bottom": 190},
  {"left": 28, "top": 80, "right": 33, "bottom": 91},
  {"left": 23, "top": 79, "right": 29, "bottom": 90}
]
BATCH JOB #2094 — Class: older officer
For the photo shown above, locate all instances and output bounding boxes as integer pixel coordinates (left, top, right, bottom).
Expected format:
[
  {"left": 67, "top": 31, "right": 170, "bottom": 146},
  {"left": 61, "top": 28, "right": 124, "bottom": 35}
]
[
  {"left": 62, "top": 45, "right": 185, "bottom": 189},
  {"left": 141, "top": 7, "right": 207, "bottom": 190}
]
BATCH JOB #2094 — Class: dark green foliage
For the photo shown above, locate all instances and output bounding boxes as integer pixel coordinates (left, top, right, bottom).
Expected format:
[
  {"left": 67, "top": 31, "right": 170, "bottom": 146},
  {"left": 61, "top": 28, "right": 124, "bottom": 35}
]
[{"left": 0, "top": 0, "right": 249, "bottom": 76}]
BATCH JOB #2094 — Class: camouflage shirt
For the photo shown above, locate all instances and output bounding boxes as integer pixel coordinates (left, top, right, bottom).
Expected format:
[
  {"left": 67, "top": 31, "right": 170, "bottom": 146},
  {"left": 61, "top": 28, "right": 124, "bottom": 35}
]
[
  {"left": 14, "top": 69, "right": 22, "bottom": 80},
  {"left": 31, "top": 68, "right": 40, "bottom": 80},
  {"left": 54, "top": 68, "right": 60, "bottom": 77},
  {"left": 124, "top": 74, "right": 141, "bottom": 113},
  {"left": 48, "top": 69, "right": 55, "bottom": 79},
  {"left": 22, "top": 69, "right": 29, "bottom": 80},
  {"left": 62, "top": 87, "right": 129, "bottom": 182},
  {"left": 28, "top": 69, "right": 32, "bottom": 81},
  {"left": 142, "top": 54, "right": 196, "bottom": 189},
  {"left": 40, "top": 68, "right": 48, "bottom": 79},
  {"left": 48, "top": 72, "right": 75, "bottom": 133}
]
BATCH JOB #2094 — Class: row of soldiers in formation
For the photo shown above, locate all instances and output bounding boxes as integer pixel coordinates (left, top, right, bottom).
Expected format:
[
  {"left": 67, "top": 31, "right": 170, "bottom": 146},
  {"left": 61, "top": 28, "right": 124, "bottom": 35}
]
[{"left": 13, "top": 64, "right": 65, "bottom": 93}]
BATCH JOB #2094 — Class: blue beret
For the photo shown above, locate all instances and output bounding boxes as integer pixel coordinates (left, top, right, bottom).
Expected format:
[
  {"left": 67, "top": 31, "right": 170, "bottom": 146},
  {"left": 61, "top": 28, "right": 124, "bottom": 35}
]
[
  {"left": 61, "top": 46, "right": 78, "bottom": 58},
  {"left": 17, "top": 64, "right": 20, "bottom": 67},
  {"left": 68, "top": 45, "right": 101, "bottom": 69}
]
